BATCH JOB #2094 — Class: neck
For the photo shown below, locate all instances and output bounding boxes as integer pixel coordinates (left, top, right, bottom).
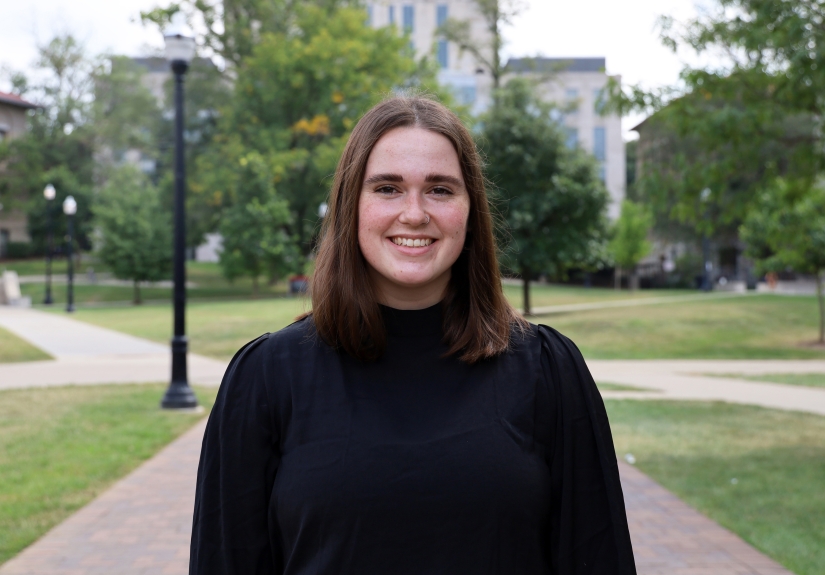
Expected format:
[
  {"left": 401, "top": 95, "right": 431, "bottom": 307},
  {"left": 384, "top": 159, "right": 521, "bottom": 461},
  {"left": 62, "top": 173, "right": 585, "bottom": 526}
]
[{"left": 370, "top": 270, "right": 450, "bottom": 310}]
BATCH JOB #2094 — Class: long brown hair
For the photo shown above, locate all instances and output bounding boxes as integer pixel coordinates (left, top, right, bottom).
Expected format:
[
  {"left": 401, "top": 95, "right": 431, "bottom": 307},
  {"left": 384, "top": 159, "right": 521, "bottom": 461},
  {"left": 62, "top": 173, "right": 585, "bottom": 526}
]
[{"left": 310, "top": 95, "right": 525, "bottom": 363}]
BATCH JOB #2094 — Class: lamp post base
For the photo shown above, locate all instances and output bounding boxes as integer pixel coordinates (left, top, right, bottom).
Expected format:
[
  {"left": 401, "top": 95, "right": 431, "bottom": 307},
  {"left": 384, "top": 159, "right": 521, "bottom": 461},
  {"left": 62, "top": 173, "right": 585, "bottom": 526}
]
[
  {"left": 44, "top": 296, "right": 53, "bottom": 305},
  {"left": 161, "top": 382, "right": 199, "bottom": 409}
]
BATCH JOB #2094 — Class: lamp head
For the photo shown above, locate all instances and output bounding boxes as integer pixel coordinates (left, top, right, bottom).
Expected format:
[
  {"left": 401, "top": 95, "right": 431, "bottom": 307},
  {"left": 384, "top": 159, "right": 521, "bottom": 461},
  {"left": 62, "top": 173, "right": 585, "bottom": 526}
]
[
  {"left": 318, "top": 202, "right": 328, "bottom": 218},
  {"left": 44, "top": 184, "right": 56, "bottom": 201},
  {"left": 700, "top": 187, "right": 711, "bottom": 202},
  {"left": 63, "top": 195, "right": 77, "bottom": 216},
  {"left": 164, "top": 12, "right": 196, "bottom": 64}
]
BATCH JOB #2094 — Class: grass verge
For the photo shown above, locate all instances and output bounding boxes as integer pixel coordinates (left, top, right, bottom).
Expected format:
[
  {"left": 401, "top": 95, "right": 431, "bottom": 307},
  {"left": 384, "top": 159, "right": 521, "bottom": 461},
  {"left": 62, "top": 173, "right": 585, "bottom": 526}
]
[
  {"left": 68, "top": 293, "right": 825, "bottom": 361},
  {"left": 0, "top": 384, "right": 218, "bottom": 565},
  {"left": 0, "top": 327, "right": 51, "bottom": 363},
  {"left": 607, "top": 400, "right": 825, "bottom": 575},
  {"left": 596, "top": 382, "right": 656, "bottom": 392},
  {"left": 709, "top": 373, "right": 825, "bottom": 389}
]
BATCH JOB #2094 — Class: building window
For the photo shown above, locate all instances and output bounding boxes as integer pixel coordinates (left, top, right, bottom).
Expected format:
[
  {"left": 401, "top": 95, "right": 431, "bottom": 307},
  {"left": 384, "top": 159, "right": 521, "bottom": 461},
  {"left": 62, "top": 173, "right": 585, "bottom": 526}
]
[
  {"left": 565, "top": 127, "right": 578, "bottom": 149},
  {"left": 593, "top": 127, "right": 606, "bottom": 161},
  {"left": 598, "top": 164, "right": 606, "bottom": 183},
  {"left": 565, "top": 88, "right": 579, "bottom": 114},
  {"left": 437, "top": 41, "right": 449, "bottom": 68},
  {"left": 437, "top": 4, "right": 448, "bottom": 26},
  {"left": 389, "top": 5, "right": 395, "bottom": 25},
  {"left": 593, "top": 88, "right": 605, "bottom": 114},
  {"left": 367, "top": 4, "right": 373, "bottom": 25},
  {"left": 403, "top": 5, "right": 414, "bottom": 32}
]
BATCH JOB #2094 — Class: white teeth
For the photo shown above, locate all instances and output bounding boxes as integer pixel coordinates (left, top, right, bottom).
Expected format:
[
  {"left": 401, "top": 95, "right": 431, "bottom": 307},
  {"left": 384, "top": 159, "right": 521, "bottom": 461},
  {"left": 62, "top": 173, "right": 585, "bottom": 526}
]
[{"left": 392, "top": 237, "right": 432, "bottom": 247}]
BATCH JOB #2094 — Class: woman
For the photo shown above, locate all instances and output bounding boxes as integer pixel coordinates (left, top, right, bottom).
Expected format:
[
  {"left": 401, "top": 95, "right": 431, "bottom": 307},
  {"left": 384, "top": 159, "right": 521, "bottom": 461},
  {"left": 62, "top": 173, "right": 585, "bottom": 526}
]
[{"left": 190, "top": 96, "right": 636, "bottom": 574}]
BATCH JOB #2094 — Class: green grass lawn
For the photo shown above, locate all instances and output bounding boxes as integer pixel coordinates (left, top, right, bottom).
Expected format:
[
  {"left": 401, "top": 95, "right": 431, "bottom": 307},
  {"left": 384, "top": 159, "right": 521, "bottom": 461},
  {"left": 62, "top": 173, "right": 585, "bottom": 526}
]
[
  {"left": 541, "top": 294, "right": 825, "bottom": 359},
  {"left": 70, "top": 298, "right": 309, "bottom": 360},
  {"left": 7, "top": 259, "right": 291, "bottom": 305},
  {"left": 710, "top": 373, "right": 825, "bottom": 389},
  {"left": 0, "top": 384, "right": 218, "bottom": 565},
  {"left": 596, "top": 382, "right": 657, "bottom": 392},
  {"left": 0, "top": 327, "right": 51, "bottom": 363},
  {"left": 607, "top": 400, "right": 825, "bottom": 575},
  {"left": 502, "top": 282, "right": 692, "bottom": 308},
  {"left": 66, "top": 293, "right": 825, "bottom": 361}
]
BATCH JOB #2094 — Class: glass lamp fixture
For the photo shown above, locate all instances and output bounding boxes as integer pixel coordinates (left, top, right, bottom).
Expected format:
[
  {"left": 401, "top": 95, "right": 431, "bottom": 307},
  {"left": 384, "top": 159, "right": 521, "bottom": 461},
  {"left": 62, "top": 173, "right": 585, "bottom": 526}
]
[
  {"left": 164, "top": 13, "right": 196, "bottom": 63},
  {"left": 63, "top": 195, "right": 77, "bottom": 216},
  {"left": 44, "top": 184, "right": 56, "bottom": 201}
]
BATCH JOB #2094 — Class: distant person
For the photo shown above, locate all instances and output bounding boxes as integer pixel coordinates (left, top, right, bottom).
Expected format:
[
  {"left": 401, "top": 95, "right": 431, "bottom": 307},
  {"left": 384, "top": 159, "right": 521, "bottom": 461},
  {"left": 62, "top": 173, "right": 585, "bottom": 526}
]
[{"left": 190, "top": 96, "right": 636, "bottom": 575}]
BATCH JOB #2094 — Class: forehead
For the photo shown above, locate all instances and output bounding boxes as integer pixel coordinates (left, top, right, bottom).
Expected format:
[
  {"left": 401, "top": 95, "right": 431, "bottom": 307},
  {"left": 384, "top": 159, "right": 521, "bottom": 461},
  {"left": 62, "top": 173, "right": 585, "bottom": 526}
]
[{"left": 364, "top": 127, "right": 462, "bottom": 181}]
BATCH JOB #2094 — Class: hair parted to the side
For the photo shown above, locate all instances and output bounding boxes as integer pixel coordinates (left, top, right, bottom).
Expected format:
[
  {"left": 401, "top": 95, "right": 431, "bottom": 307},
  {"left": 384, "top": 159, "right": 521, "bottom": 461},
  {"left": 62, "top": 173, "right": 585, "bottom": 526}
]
[{"left": 309, "top": 94, "right": 527, "bottom": 363}]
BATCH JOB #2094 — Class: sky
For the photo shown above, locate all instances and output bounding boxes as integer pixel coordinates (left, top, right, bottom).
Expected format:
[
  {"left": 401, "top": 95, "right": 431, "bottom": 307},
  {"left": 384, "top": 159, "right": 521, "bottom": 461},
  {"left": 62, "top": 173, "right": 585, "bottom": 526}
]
[{"left": 0, "top": 0, "right": 717, "bottom": 138}]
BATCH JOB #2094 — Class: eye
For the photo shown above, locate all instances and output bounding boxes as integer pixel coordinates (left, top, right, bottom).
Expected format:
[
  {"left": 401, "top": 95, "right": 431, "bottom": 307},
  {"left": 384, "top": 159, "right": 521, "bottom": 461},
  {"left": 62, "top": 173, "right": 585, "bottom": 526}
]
[
  {"left": 375, "top": 185, "right": 398, "bottom": 195},
  {"left": 430, "top": 186, "right": 453, "bottom": 196}
]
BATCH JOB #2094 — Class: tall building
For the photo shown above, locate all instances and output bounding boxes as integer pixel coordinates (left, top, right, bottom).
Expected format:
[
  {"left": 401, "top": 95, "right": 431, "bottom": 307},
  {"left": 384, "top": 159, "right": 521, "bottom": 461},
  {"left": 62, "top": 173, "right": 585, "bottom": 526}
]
[
  {"left": 507, "top": 58, "right": 625, "bottom": 219},
  {"left": 366, "top": 3, "right": 625, "bottom": 218},
  {"left": 367, "top": 0, "right": 494, "bottom": 114}
]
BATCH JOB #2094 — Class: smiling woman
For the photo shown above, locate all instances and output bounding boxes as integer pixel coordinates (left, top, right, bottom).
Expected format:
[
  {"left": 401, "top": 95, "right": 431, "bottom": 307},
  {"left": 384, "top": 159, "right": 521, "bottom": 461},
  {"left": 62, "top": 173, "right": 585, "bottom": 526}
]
[{"left": 190, "top": 96, "right": 637, "bottom": 575}]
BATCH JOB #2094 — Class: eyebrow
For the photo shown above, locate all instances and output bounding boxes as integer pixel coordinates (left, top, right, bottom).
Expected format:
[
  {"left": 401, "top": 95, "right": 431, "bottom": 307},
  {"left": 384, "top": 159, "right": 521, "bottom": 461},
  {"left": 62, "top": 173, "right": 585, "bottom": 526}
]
[
  {"left": 362, "top": 173, "right": 464, "bottom": 187},
  {"left": 363, "top": 173, "right": 403, "bottom": 185},
  {"left": 425, "top": 173, "right": 463, "bottom": 187}
]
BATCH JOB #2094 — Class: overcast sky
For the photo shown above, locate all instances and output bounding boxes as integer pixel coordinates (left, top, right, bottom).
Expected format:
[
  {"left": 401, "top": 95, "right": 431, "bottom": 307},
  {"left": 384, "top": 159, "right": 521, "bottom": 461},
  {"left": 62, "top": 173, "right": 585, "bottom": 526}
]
[{"left": 1, "top": 0, "right": 716, "bottom": 138}]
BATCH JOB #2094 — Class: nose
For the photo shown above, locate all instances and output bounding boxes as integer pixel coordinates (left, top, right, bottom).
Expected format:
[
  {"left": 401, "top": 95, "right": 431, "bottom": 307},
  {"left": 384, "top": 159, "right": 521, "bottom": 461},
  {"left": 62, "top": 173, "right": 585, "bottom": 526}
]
[{"left": 398, "top": 191, "right": 429, "bottom": 227}]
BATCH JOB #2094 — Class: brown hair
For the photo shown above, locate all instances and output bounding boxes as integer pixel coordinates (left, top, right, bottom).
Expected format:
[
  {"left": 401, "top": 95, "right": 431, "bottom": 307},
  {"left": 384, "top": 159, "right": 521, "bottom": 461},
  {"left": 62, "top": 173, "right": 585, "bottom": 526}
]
[{"left": 309, "top": 95, "right": 526, "bottom": 363}]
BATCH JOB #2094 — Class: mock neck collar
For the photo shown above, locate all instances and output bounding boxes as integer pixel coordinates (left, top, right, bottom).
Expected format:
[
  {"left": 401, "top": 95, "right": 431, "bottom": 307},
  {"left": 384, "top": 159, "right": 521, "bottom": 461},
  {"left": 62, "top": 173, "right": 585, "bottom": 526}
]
[{"left": 380, "top": 302, "right": 444, "bottom": 337}]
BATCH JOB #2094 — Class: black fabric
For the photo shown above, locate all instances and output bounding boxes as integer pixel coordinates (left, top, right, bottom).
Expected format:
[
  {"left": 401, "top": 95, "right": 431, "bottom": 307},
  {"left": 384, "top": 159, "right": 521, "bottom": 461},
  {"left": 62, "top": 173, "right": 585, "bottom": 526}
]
[{"left": 190, "top": 303, "right": 636, "bottom": 575}]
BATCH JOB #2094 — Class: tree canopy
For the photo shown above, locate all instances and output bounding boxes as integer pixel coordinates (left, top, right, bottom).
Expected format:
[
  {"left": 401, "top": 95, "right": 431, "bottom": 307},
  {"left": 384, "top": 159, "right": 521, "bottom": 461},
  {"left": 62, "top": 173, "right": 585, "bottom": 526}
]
[{"left": 479, "top": 78, "right": 609, "bottom": 313}]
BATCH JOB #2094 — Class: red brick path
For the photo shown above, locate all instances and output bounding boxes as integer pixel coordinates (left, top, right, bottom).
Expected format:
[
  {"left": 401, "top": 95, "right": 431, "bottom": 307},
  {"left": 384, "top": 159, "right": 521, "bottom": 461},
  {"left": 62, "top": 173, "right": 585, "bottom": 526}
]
[{"left": 0, "top": 421, "right": 796, "bottom": 575}]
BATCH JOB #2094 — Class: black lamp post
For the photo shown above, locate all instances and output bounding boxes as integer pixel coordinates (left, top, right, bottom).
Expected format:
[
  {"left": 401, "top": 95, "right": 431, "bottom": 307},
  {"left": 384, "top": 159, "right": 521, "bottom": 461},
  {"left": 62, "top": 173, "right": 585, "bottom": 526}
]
[
  {"left": 62, "top": 195, "right": 77, "bottom": 312},
  {"left": 700, "top": 187, "right": 712, "bottom": 292},
  {"left": 161, "top": 13, "right": 198, "bottom": 410},
  {"left": 43, "top": 184, "right": 56, "bottom": 305}
]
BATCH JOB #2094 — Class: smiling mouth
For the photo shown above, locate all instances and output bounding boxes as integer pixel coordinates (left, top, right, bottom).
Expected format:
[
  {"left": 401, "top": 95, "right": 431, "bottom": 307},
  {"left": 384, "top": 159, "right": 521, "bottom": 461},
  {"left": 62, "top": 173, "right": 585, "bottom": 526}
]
[{"left": 391, "top": 237, "right": 434, "bottom": 247}]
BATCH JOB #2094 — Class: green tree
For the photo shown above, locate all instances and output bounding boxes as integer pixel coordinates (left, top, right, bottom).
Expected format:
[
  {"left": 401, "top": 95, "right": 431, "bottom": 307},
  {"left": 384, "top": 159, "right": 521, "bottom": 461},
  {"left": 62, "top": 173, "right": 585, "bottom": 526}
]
[
  {"left": 217, "top": 153, "right": 295, "bottom": 294},
  {"left": 198, "top": 3, "right": 436, "bottom": 263},
  {"left": 479, "top": 78, "right": 609, "bottom": 314},
  {"left": 0, "top": 35, "right": 96, "bottom": 254},
  {"left": 741, "top": 179, "right": 825, "bottom": 343},
  {"left": 609, "top": 200, "right": 652, "bottom": 290},
  {"left": 606, "top": 0, "right": 824, "bottom": 239},
  {"left": 94, "top": 166, "right": 172, "bottom": 304}
]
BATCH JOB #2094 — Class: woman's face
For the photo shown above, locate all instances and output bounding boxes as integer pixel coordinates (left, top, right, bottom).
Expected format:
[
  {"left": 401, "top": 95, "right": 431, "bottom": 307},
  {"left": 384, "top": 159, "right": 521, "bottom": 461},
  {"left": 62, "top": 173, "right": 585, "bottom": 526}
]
[{"left": 358, "top": 127, "right": 470, "bottom": 310}]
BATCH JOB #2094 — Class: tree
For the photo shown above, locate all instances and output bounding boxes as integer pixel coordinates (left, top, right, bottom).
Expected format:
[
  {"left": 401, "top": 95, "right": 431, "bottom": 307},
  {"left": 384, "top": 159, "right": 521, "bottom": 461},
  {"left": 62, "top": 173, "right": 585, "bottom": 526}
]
[
  {"left": 606, "top": 0, "right": 825, "bottom": 240},
  {"left": 197, "top": 2, "right": 437, "bottom": 264},
  {"left": 479, "top": 78, "right": 609, "bottom": 314},
  {"left": 609, "top": 200, "right": 652, "bottom": 290},
  {"left": 741, "top": 179, "right": 825, "bottom": 343},
  {"left": 0, "top": 35, "right": 97, "bottom": 254},
  {"left": 94, "top": 166, "right": 172, "bottom": 304},
  {"left": 217, "top": 153, "right": 296, "bottom": 294},
  {"left": 439, "top": 0, "right": 525, "bottom": 89}
]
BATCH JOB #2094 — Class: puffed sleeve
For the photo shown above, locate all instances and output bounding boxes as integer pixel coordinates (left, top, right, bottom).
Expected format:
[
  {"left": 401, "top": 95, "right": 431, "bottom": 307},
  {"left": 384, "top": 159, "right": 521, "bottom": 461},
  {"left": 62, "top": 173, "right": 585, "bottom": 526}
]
[
  {"left": 538, "top": 325, "right": 636, "bottom": 575},
  {"left": 190, "top": 334, "right": 282, "bottom": 575}
]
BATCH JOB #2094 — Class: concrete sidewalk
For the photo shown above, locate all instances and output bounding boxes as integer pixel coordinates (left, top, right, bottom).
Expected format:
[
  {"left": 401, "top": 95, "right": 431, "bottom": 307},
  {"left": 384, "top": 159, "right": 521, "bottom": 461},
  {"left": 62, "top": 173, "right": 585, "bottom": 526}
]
[
  {"left": 0, "top": 418, "right": 794, "bottom": 575},
  {"left": 0, "top": 306, "right": 227, "bottom": 389},
  {"left": 590, "top": 359, "right": 825, "bottom": 416}
]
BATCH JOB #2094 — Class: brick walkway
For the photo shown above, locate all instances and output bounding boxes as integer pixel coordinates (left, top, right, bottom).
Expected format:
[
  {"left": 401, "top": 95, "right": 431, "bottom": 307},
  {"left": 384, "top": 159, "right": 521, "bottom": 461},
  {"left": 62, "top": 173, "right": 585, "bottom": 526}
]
[{"left": 0, "top": 419, "right": 795, "bottom": 575}]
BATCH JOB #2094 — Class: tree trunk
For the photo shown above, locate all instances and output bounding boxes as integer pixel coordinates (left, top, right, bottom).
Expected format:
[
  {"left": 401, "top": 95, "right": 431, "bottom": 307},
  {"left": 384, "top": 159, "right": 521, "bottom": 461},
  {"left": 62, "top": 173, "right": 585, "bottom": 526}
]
[
  {"left": 817, "top": 271, "right": 824, "bottom": 344},
  {"left": 522, "top": 269, "right": 531, "bottom": 316},
  {"left": 614, "top": 266, "right": 622, "bottom": 290},
  {"left": 252, "top": 275, "right": 259, "bottom": 298},
  {"left": 629, "top": 267, "right": 639, "bottom": 291},
  {"left": 133, "top": 281, "right": 142, "bottom": 305}
]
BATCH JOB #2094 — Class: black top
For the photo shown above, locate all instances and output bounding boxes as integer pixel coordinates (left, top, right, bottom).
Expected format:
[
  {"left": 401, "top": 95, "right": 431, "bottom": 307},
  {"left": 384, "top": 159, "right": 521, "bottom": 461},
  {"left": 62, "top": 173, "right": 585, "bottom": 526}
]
[{"left": 190, "top": 304, "right": 636, "bottom": 575}]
